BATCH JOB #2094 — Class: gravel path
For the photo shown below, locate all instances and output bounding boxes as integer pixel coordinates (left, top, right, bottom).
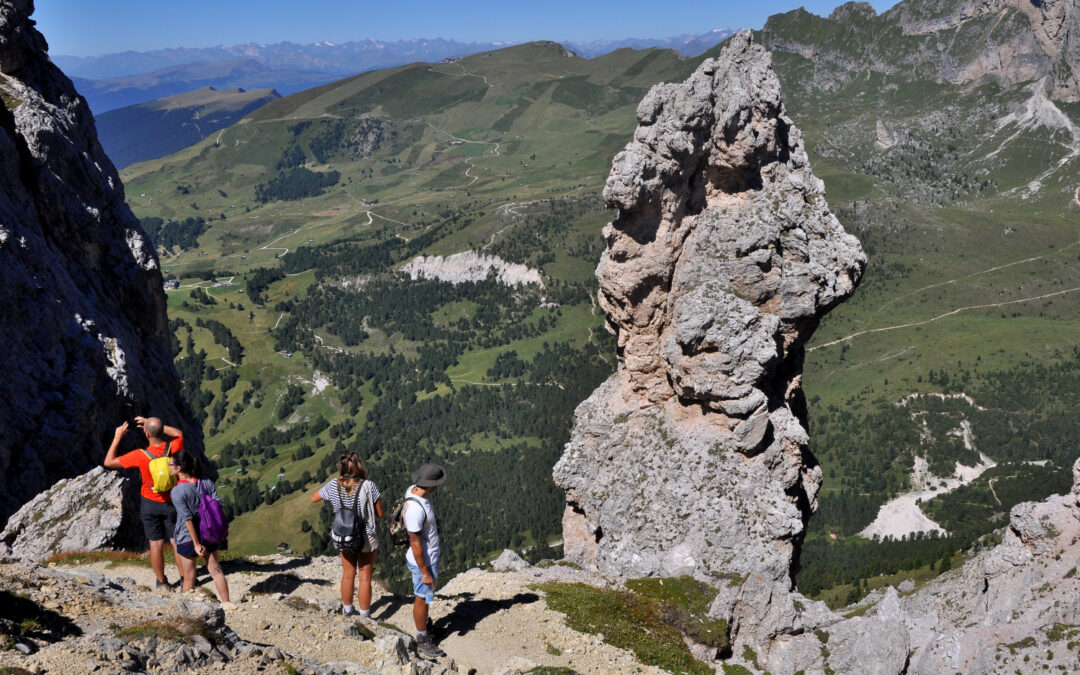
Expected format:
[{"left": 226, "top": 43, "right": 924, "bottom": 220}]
[{"left": 22, "top": 553, "right": 663, "bottom": 674}]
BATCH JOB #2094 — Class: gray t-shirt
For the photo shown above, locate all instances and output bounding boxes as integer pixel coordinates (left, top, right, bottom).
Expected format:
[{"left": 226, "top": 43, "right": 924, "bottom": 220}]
[{"left": 172, "top": 478, "right": 220, "bottom": 546}]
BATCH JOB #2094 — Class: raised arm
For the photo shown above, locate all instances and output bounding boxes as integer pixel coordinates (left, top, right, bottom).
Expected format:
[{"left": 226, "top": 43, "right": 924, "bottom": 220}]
[
  {"left": 103, "top": 422, "right": 128, "bottom": 469},
  {"left": 161, "top": 424, "right": 184, "bottom": 438}
]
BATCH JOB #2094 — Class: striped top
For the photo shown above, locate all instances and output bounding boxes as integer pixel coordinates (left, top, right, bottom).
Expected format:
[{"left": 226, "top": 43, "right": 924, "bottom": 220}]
[{"left": 318, "top": 478, "right": 381, "bottom": 534}]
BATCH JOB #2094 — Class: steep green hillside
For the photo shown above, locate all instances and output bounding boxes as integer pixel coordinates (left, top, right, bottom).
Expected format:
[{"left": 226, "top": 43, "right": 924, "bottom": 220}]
[
  {"left": 96, "top": 86, "right": 281, "bottom": 168},
  {"left": 121, "top": 42, "right": 689, "bottom": 588}
]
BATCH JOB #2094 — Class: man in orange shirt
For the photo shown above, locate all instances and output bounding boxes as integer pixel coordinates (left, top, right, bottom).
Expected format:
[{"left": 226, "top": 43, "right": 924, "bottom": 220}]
[{"left": 104, "top": 415, "right": 185, "bottom": 588}]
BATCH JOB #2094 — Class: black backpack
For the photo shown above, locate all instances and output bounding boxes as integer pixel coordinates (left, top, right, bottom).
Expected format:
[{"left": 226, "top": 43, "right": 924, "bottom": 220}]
[{"left": 330, "top": 481, "right": 366, "bottom": 553}]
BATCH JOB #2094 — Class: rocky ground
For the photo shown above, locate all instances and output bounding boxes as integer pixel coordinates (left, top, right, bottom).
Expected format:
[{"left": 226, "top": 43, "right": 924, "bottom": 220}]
[{"left": 0, "top": 550, "right": 661, "bottom": 674}]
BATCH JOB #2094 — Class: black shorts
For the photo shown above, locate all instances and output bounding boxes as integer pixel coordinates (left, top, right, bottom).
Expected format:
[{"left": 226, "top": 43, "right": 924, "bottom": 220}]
[
  {"left": 176, "top": 540, "right": 219, "bottom": 558},
  {"left": 140, "top": 497, "right": 177, "bottom": 542}
]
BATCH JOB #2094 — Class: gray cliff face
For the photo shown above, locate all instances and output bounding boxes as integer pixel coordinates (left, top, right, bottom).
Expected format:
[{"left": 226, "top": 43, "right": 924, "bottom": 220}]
[
  {"left": 552, "top": 32, "right": 865, "bottom": 584},
  {"left": 766, "top": 0, "right": 1080, "bottom": 101},
  {"left": 0, "top": 0, "right": 196, "bottom": 524}
]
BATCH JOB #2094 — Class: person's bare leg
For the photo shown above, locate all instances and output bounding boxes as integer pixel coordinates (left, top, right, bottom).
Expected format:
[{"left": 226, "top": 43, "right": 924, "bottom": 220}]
[
  {"left": 149, "top": 539, "right": 166, "bottom": 582},
  {"left": 356, "top": 551, "right": 375, "bottom": 611},
  {"left": 413, "top": 595, "right": 428, "bottom": 632},
  {"left": 340, "top": 552, "right": 358, "bottom": 606},
  {"left": 178, "top": 554, "right": 197, "bottom": 592},
  {"left": 171, "top": 539, "right": 182, "bottom": 579},
  {"left": 206, "top": 552, "right": 230, "bottom": 602}
]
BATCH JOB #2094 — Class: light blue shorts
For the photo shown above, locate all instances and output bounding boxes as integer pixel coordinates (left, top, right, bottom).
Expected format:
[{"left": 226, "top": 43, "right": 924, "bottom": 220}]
[{"left": 406, "top": 559, "right": 439, "bottom": 601}]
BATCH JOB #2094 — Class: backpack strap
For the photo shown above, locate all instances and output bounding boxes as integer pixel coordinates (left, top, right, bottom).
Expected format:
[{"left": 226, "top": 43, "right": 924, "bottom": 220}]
[
  {"left": 403, "top": 496, "right": 426, "bottom": 527},
  {"left": 337, "top": 479, "right": 360, "bottom": 513},
  {"left": 141, "top": 439, "right": 173, "bottom": 460}
]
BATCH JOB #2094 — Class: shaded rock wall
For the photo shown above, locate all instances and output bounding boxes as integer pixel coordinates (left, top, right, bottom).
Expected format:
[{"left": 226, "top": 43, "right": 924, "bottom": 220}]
[
  {"left": 0, "top": 0, "right": 197, "bottom": 524},
  {"left": 553, "top": 31, "right": 864, "bottom": 584}
]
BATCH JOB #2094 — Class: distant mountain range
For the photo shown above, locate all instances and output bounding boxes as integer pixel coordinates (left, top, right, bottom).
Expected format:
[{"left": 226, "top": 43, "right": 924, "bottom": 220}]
[{"left": 58, "top": 32, "right": 734, "bottom": 112}]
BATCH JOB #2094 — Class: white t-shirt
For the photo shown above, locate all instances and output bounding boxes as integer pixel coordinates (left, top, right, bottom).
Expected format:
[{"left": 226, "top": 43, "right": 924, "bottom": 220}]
[{"left": 403, "top": 486, "right": 439, "bottom": 568}]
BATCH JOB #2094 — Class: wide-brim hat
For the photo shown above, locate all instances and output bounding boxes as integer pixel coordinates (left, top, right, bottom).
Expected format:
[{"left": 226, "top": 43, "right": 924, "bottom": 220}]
[{"left": 412, "top": 463, "right": 447, "bottom": 487}]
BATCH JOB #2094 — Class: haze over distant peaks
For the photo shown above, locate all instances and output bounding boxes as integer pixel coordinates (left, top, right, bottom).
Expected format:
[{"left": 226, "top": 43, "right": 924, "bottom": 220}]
[{"left": 54, "top": 30, "right": 737, "bottom": 81}]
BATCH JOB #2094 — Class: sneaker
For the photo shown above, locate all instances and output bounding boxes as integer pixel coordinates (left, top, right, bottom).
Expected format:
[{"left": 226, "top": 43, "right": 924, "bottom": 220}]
[
  {"left": 343, "top": 606, "right": 358, "bottom": 617},
  {"left": 155, "top": 579, "right": 170, "bottom": 589},
  {"left": 416, "top": 633, "right": 446, "bottom": 659}
]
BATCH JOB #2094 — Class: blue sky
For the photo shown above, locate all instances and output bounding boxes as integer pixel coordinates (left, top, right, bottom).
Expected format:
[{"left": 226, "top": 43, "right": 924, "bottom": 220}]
[{"left": 36, "top": 0, "right": 900, "bottom": 57}]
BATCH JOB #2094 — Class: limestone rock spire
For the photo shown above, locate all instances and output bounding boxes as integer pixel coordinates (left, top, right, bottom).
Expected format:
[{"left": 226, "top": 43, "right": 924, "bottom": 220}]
[{"left": 553, "top": 31, "right": 865, "bottom": 584}]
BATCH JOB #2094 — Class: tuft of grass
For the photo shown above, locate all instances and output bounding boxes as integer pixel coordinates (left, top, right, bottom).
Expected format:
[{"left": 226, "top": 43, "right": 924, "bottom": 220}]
[
  {"left": 1006, "top": 636, "right": 1037, "bottom": 653},
  {"left": 282, "top": 596, "right": 314, "bottom": 612},
  {"left": 526, "top": 668, "right": 580, "bottom": 675},
  {"left": 378, "top": 621, "right": 407, "bottom": 634},
  {"left": 538, "top": 577, "right": 729, "bottom": 675},
  {"left": 545, "top": 642, "right": 562, "bottom": 655},
  {"left": 45, "top": 550, "right": 144, "bottom": 566},
  {"left": 115, "top": 617, "right": 217, "bottom": 646}
]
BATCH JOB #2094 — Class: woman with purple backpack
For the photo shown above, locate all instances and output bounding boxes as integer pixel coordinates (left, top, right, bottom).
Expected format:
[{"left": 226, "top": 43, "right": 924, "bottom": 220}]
[{"left": 170, "top": 450, "right": 231, "bottom": 604}]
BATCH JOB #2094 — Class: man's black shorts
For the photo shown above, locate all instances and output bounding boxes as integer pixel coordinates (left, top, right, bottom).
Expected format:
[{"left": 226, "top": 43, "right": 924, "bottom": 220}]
[{"left": 140, "top": 497, "right": 176, "bottom": 542}]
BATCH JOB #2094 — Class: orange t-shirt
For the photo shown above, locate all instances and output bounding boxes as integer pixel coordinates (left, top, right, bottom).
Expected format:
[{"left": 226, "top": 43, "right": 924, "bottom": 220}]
[{"left": 118, "top": 436, "right": 184, "bottom": 502}]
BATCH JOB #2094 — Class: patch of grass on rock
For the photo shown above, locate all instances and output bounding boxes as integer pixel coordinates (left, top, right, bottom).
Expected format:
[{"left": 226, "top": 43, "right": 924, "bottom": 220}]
[
  {"left": 45, "top": 550, "right": 144, "bottom": 566},
  {"left": 538, "top": 576, "right": 729, "bottom": 675},
  {"left": 115, "top": 617, "right": 216, "bottom": 645}
]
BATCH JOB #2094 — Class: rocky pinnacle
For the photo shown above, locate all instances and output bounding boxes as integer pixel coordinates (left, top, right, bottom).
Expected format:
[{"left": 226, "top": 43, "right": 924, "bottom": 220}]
[
  {"left": 0, "top": 0, "right": 197, "bottom": 524},
  {"left": 553, "top": 31, "right": 865, "bottom": 584}
]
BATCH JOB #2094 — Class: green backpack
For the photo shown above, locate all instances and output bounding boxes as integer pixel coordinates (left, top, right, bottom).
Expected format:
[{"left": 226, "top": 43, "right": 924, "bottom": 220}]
[{"left": 142, "top": 441, "right": 177, "bottom": 494}]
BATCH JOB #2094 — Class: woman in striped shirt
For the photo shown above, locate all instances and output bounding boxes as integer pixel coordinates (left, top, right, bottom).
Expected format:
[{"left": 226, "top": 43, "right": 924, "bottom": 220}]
[{"left": 311, "top": 451, "right": 384, "bottom": 616}]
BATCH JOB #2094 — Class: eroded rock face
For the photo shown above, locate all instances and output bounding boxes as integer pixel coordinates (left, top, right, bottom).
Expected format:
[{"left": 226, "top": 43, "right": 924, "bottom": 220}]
[
  {"left": 0, "top": 0, "right": 196, "bottom": 524},
  {"left": 0, "top": 466, "right": 144, "bottom": 559},
  {"left": 553, "top": 31, "right": 865, "bottom": 584},
  {"left": 794, "top": 0, "right": 1080, "bottom": 101}
]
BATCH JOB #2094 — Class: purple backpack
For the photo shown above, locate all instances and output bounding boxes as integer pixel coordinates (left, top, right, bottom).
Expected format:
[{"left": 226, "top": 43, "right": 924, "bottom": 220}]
[{"left": 197, "top": 480, "right": 229, "bottom": 547}]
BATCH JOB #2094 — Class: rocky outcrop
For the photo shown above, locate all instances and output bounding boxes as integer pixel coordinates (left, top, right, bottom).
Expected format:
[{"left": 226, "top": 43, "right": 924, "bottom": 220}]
[
  {"left": 0, "top": 0, "right": 197, "bottom": 525},
  {"left": 0, "top": 467, "right": 144, "bottom": 560},
  {"left": 763, "top": 0, "right": 1080, "bottom": 101},
  {"left": 553, "top": 32, "right": 864, "bottom": 584},
  {"left": 401, "top": 251, "right": 544, "bottom": 287}
]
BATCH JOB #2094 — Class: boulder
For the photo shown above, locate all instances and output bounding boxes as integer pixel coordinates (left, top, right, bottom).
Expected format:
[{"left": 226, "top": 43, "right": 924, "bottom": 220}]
[{"left": 0, "top": 466, "right": 144, "bottom": 559}]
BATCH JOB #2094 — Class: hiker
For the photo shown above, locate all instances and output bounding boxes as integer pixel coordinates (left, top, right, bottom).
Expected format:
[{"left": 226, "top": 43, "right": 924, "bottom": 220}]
[
  {"left": 104, "top": 416, "right": 183, "bottom": 589},
  {"left": 170, "top": 449, "right": 231, "bottom": 603},
  {"left": 311, "top": 451, "right": 384, "bottom": 617},
  {"left": 403, "top": 462, "right": 447, "bottom": 658}
]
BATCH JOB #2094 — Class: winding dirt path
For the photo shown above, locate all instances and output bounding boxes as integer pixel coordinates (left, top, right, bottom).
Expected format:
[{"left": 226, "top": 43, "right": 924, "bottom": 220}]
[{"left": 811, "top": 285, "right": 1080, "bottom": 352}]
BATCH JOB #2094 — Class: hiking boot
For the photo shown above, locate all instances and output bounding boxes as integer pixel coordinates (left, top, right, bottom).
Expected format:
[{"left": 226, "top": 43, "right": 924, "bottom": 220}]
[
  {"left": 155, "top": 579, "right": 170, "bottom": 589},
  {"left": 416, "top": 633, "right": 446, "bottom": 659}
]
